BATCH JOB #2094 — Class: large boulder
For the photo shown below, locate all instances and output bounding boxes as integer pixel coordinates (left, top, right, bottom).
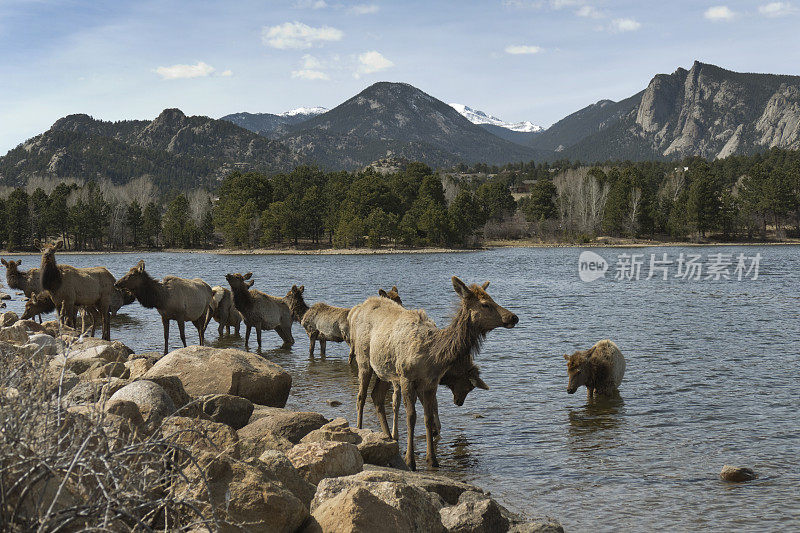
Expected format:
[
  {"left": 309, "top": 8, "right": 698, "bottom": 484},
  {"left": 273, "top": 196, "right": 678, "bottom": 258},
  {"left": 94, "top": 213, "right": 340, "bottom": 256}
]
[
  {"left": 301, "top": 418, "right": 401, "bottom": 466},
  {"left": 239, "top": 430, "right": 294, "bottom": 459},
  {"left": 161, "top": 416, "right": 240, "bottom": 458},
  {"left": 286, "top": 441, "right": 364, "bottom": 485},
  {"left": 52, "top": 338, "right": 134, "bottom": 369},
  {"left": 241, "top": 407, "right": 327, "bottom": 444},
  {"left": 258, "top": 450, "right": 317, "bottom": 507},
  {"left": 124, "top": 358, "right": 152, "bottom": 380},
  {"left": 177, "top": 455, "right": 309, "bottom": 533},
  {"left": 141, "top": 375, "right": 194, "bottom": 413},
  {"left": 83, "top": 361, "right": 129, "bottom": 381},
  {"left": 201, "top": 394, "right": 254, "bottom": 430},
  {"left": 358, "top": 466, "right": 484, "bottom": 506},
  {"left": 25, "top": 333, "right": 64, "bottom": 356},
  {"left": 439, "top": 490, "right": 510, "bottom": 533},
  {"left": 311, "top": 472, "right": 445, "bottom": 533},
  {"left": 143, "top": 346, "right": 291, "bottom": 407},
  {"left": 306, "top": 486, "right": 415, "bottom": 533},
  {"left": 107, "top": 380, "right": 175, "bottom": 431}
]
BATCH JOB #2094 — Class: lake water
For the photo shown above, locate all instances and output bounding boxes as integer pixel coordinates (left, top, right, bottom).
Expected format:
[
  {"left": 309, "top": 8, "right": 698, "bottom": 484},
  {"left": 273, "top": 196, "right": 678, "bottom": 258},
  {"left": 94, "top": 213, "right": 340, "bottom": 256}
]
[{"left": 3, "top": 247, "right": 799, "bottom": 531}]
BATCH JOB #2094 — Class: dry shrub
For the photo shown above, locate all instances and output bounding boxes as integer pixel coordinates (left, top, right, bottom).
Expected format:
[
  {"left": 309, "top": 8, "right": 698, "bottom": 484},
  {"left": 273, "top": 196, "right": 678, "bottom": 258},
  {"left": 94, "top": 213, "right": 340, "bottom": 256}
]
[{"left": 0, "top": 342, "right": 240, "bottom": 532}]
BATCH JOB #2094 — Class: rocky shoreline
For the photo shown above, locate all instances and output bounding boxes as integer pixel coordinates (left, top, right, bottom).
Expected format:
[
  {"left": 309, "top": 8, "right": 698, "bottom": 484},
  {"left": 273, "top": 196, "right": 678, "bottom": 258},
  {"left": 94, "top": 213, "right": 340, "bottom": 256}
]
[{"left": 0, "top": 312, "right": 563, "bottom": 532}]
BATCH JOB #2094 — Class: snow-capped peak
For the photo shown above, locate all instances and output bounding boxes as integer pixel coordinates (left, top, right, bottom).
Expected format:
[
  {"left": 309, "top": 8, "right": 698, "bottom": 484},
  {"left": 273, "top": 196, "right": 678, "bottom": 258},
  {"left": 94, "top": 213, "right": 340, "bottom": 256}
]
[
  {"left": 449, "top": 103, "right": 543, "bottom": 133},
  {"left": 279, "top": 106, "right": 328, "bottom": 117}
]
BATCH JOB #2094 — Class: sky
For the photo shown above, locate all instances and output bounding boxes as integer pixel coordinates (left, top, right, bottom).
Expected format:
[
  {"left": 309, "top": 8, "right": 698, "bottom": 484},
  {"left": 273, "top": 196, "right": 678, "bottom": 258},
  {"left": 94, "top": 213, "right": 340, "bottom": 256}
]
[{"left": 1, "top": 0, "right": 799, "bottom": 154}]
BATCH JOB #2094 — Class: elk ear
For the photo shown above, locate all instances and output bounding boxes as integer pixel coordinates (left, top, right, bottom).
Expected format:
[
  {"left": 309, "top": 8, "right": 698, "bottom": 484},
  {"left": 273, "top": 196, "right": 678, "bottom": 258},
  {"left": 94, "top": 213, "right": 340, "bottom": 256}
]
[
  {"left": 470, "top": 375, "right": 490, "bottom": 390},
  {"left": 392, "top": 286, "right": 398, "bottom": 292},
  {"left": 15, "top": 260, "right": 22, "bottom": 266},
  {"left": 1, "top": 259, "right": 6, "bottom": 266},
  {"left": 469, "top": 367, "right": 490, "bottom": 390},
  {"left": 452, "top": 276, "right": 471, "bottom": 299},
  {"left": 299, "top": 285, "right": 304, "bottom": 293},
  {"left": 243, "top": 272, "right": 253, "bottom": 280},
  {"left": 292, "top": 284, "right": 298, "bottom": 291},
  {"left": 481, "top": 281, "right": 490, "bottom": 290},
  {"left": 34, "top": 239, "right": 41, "bottom": 248},
  {"left": 54, "top": 241, "right": 63, "bottom": 250},
  {"left": 246, "top": 280, "right": 255, "bottom": 288},
  {"left": 136, "top": 260, "right": 145, "bottom": 272},
  {"left": 378, "top": 289, "right": 388, "bottom": 297},
  {"left": 563, "top": 353, "right": 570, "bottom": 360}
]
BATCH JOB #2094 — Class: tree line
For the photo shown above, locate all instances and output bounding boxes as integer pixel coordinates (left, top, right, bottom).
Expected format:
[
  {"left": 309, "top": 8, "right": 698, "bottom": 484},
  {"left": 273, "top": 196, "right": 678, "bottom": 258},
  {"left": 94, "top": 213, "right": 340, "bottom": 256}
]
[{"left": 1, "top": 148, "right": 799, "bottom": 251}]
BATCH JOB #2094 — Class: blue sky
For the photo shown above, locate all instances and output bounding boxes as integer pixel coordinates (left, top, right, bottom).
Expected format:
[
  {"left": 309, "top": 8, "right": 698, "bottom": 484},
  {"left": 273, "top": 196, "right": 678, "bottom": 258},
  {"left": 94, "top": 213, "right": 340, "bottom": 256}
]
[{"left": 1, "top": 0, "right": 799, "bottom": 154}]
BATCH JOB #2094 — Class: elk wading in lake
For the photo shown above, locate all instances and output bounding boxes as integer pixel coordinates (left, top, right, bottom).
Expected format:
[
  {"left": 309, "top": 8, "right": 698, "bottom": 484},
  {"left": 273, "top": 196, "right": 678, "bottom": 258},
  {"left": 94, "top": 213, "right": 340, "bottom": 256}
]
[
  {"left": 115, "top": 260, "right": 214, "bottom": 354},
  {"left": 348, "top": 276, "right": 518, "bottom": 470},
  {"left": 38, "top": 241, "right": 115, "bottom": 340},
  {"left": 225, "top": 272, "right": 294, "bottom": 350}
]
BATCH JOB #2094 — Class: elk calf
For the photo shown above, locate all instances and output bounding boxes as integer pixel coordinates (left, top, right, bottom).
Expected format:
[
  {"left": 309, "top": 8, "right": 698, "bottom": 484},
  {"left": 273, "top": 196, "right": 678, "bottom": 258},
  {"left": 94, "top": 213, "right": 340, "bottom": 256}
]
[
  {"left": 211, "top": 286, "right": 242, "bottom": 336},
  {"left": 564, "top": 339, "right": 626, "bottom": 400}
]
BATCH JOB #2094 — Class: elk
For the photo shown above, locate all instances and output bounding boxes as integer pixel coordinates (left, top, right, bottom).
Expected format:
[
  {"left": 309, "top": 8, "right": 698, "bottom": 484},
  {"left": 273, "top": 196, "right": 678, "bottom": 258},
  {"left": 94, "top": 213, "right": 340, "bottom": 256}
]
[
  {"left": 211, "top": 286, "right": 242, "bottom": 336},
  {"left": 225, "top": 272, "right": 294, "bottom": 350},
  {"left": 349, "top": 277, "right": 517, "bottom": 470},
  {"left": 38, "top": 242, "right": 115, "bottom": 340},
  {"left": 2, "top": 259, "right": 43, "bottom": 320},
  {"left": 115, "top": 260, "right": 214, "bottom": 354},
  {"left": 283, "top": 285, "right": 405, "bottom": 359}
]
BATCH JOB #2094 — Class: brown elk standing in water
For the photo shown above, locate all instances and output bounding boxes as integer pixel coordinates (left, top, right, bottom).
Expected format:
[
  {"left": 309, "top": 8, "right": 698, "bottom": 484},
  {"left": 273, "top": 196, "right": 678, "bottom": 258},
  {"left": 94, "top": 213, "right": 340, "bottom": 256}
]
[
  {"left": 349, "top": 277, "right": 517, "bottom": 470},
  {"left": 115, "top": 260, "right": 214, "bottom": 354},
  {"left": 211, "top": 286, "right": 242, "bottom": 336},
  {"left": 226, "top": 272, "right": 294, "bottom": 350},
  {"left": 38, "top": 242, "right": 115, "bottom": 340},
  {"left": 283, "top": 285, "right": 404, "bottom": 359}
]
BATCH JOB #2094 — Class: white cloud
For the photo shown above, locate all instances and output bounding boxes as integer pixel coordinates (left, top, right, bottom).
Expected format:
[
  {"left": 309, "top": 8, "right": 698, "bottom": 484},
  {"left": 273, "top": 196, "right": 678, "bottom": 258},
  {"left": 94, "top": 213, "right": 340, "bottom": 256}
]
[
  {"left": 350, "top": 4, "right": 379, "bottom": 14},
  {"left": 291, "top": 69, "right": 330, "bottom": 80},
  {"left": 505, "top": 44, "right": 543, "bottom": 55},
  {"left": 262, "top": 21, "right": 343, "bottom": 49},
  {"left": 220, "top": 70, "right": 233, "bottom": 77},
  {"left": 502, "top": 0, "right": 544, "bottom": 8},
  {"left": 758, "top": 2, "right": 797, "bottom": 16},
  {"left": 301, "top": 54, "right": 323, "bottom": 69},
  {"left": 355, "top": 50, "right": 393, "bottom": 77},
  {"left": 550, "top": 0, "right": 582, "bottom": 8},
  {"left": 704, "top": 5, "right": 736, "bottom": 21},
  {"left": 610, "top": 18, "right": 641, "bottom": 32},
  {"left": 576, "top": 5, "right": 602, "bottom": 18},
  {"left": 294, "top": 0, "right": 328, "bottom": 8},
  {"left": 154, "top": 61, "right": 215, "bottom": 80}
]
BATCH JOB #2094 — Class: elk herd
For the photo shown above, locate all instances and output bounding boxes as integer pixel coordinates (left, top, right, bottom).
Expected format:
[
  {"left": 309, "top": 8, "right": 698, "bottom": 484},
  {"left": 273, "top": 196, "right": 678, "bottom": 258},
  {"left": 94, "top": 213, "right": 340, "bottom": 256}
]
[{"left": 2, "top": 242, "right": 625, "bottom": 471}]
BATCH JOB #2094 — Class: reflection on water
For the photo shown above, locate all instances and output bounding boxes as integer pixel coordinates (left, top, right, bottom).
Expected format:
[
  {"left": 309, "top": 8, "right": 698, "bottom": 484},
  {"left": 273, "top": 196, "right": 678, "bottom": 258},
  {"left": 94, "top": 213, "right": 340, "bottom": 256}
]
[{"left": 2, "top": 247, "right": 798, "bottom": 531}]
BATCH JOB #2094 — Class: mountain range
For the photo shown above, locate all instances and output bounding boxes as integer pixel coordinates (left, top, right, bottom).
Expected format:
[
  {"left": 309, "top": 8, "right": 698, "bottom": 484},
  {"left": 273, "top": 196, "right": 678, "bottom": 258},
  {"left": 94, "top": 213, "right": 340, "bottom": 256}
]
[{"left": 2, "top": 61, "right": 799, "bottom": 188}]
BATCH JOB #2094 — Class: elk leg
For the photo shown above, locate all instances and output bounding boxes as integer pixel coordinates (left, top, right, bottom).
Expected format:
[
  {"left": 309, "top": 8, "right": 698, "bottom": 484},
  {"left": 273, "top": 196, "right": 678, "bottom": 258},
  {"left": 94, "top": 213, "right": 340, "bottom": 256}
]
[
  {"left": 400, "top": 381, "right": 418, "bottom": 471},
  {"left": 277, "top": 321, "right": 294, "bottom": 349},
  {"left": 218, "top": 321, "right": 224, "bottom": 336},
  {"left": 348, "top": 346, "right": 355, "bottom": 365},
  {"left": 392, "top": 384, "right": 401, "bottom": 441},
  {"left": 193, "top": 319, "right": 205, "bottom": 346},
  {"left": 178, "top": 320, "right": 187, "bottom": 347},
  {"left": 256, "top": 327, "right": 262, "bottom": 349},
  {"left": 421, "top": 388, "right": 439, "bottom": 468},
  {"left": 319, "top": 339, "right": 327, "bottom": 358},
  {"left": 356, "top": 365, "right": 373, "bottom": 430},
  {"left": 371, "top": 378, "right": 392, "bottom": 438},
  {"left": 308, "top": 331, "right": 317, "bottom": 357},
  {"left": 586, "top": 387, "right": 594, "bottom": 402},
  {"left": 99, "top": 301, "right": 110, "bottom": 341},
  {"left": 245, "top": 324, "right": 251, "bottom": 347},
  {"left": 162, "top": 317, "right": 170, "bottom": 355}
]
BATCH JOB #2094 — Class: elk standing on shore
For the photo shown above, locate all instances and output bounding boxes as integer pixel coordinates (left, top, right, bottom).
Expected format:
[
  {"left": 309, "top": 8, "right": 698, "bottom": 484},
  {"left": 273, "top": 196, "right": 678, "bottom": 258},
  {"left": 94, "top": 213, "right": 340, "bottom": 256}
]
[
  {"left": 2, "top": 259, "right": 43, "bottom": 321},
  {"left": 115, "top": 260, "right": 214, "bottom": 354},
  {"left": 38, "top": 242, "right": 115, "bottom": 340},
  {"left": 226, "top": 272, "right": 294, "bottom": 350},
  {"left": 349, "top": 277, "right": 517, "bottom": 470}
]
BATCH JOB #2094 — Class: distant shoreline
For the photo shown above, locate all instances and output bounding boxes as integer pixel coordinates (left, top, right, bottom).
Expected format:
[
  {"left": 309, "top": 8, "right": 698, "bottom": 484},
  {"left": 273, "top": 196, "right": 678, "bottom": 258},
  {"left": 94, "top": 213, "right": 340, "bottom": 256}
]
[{"left": 1, "top": 239, "right": 798, "bottom": 256}]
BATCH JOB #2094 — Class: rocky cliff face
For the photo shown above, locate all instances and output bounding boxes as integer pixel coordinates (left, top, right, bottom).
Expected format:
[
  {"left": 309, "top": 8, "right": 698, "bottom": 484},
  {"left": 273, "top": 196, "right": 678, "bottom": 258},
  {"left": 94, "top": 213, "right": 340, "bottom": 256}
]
[{"left": 632, "top": 61, "right": 800, "bottom": 159}]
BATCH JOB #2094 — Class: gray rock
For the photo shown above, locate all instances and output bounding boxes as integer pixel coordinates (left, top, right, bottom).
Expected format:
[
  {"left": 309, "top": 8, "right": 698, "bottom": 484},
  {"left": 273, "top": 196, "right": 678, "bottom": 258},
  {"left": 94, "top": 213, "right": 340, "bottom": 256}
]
[
  {"left": 241, "top": 407, "right": 327, "bottom": 444},
  {"left": 201, "top": 393, "right": 254, "bottom": 430},
  {"left": 107, "top": 380, "right": 175, "bottom": 431},
  {"left": 301, "top": 417, "right": 401, "bottom": 466},
  {"left": 0, "top": 311, "right": 19, "bottom": 327},
  {"left": 439, "top": 490, "right": 509, "bottom": 533}
]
